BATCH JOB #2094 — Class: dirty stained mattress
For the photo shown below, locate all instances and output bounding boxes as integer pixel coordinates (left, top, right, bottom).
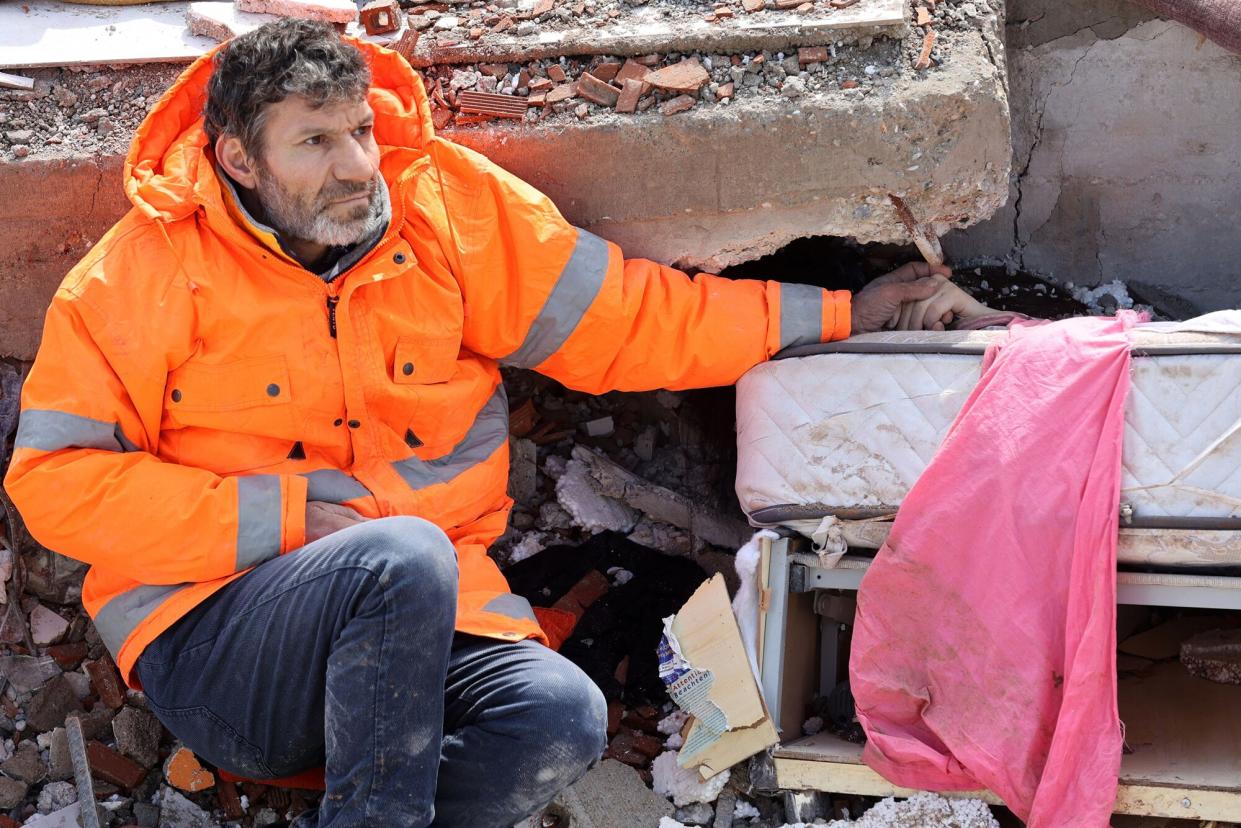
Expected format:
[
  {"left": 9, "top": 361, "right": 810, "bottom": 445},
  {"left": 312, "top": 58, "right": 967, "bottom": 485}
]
[{"left": 735, "top": 327, "right": 1241, "bottom": 569}]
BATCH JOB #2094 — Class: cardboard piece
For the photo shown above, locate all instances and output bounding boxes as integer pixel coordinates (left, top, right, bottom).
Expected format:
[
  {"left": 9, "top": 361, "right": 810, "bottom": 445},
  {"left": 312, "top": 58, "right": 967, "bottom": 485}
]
[{"left": 660, "top": 575, "right": 779, "bottom": 780}]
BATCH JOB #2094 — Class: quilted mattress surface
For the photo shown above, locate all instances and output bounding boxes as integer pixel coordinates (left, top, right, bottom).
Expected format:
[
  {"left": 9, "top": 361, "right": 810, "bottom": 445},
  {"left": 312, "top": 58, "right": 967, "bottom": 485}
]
[{"left": 736, "top": 327, "right": 1241, "bottom": 527}]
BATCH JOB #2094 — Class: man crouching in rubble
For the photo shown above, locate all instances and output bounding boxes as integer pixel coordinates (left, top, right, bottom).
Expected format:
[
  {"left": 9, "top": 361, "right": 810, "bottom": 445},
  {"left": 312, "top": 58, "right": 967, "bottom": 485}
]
[{"left": 5, "top": 19, "right": 984, "bottom": 827}]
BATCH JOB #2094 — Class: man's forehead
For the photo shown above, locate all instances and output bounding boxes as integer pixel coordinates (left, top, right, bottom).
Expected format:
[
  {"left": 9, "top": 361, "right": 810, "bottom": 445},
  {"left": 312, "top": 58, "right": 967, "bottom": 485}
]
[{"left": 266, "top": 95, "right": 374, "bottom": 133}]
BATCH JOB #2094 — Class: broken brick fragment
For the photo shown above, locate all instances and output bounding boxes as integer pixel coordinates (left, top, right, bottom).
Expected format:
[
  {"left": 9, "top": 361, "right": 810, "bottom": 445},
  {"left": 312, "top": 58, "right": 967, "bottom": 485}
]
[
  {"left": 798, "top": 46, "right": 829, "bottom": 65},
  {"left": 360, "top": 0, "right": 400, "bottom": 34},
  {"left": 634, "top": 54, "right": 661, "bottom": 66},
  {"left": 916, "top": 4, "right": 932, "bottom": 26},
  {"left": 547, "top": 64, "right": 567, "bottom": 83},
  {"left": 85, "top": 656, "right": 126, "bottom": 710},
  {"left": 606, "top": 701, "right": 623, "bottom": 737},
  {"left": 615, "top": 59, "right": 651, "bottom": 87},
  {"left": 86, "top": 741, "right": 147, "bottom": 790},
  {"left": 591, "top": 61, "right": 623, "bottom": 83},
  {"left": 545, "top": 83, "right": 578, "bottom": 104},
  {"left": 615, "top": 78, "right": 643, "bottom": 113},
  {"left": 218, "top": 780, "right": 245, "bottom": 820},
  {"left": 529, "top": 77, "right": 553, "bottom": 91},
  {"left": 914, "top": 28, "right": 937, "bottom": 70},
  {"left": 47, "top": 641, "right": 88, "bottom": 670},
  {"left": 606, "top": 730, "right": 663, "bottom": 767},
  {"left": 622, "top": 707, "right": 661, "bottom": 735},
  {"left": 715, "top": 82, "right": 735, "bottom": 100},
  {"left": 829, "top": 0, "right": 858, "bottom": 6},
  {"left": 742, "top": 0, "right": 765, "bottom": 11},
  {"left": 576, "top": 73, "right": 622, "bottom": 107},
  {"left": 645, "top": 59, "right": 709, "bottom": 95},
  {"left": 492, "top": 15, "right": 515, "bottom": 31},
  {"left": 660, "top": 95, "right": 696, "bottom": 116},
  {"left": 235, "top": 0, "right": 356, "bottom": 24},
  {"left": 527, "top": 92, "right": 548, "bottom": 107},
  {"left": 164, "top": 745, "right": 216, "bottom": 793},
  {"left": 841, "top": 79, "right": 860, "bottom": 89}
]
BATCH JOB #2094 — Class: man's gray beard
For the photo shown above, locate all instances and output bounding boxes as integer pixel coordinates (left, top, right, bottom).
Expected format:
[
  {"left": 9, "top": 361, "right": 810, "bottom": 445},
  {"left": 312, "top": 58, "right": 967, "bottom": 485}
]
[{"left": 255, "top": 173, "right": 384, "bottom": 248}]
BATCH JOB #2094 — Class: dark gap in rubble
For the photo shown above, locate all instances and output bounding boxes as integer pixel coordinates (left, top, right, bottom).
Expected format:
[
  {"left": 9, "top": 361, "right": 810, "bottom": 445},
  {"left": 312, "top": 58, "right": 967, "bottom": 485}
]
[{"left": 720, "top": 233, "right": 1100, "bottom": 318}]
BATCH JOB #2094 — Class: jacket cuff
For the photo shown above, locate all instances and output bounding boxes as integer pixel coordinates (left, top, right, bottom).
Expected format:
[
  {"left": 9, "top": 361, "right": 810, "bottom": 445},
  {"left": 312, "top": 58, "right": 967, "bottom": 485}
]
[{"left": 822, "top": 289, "right": 852, "bottom": 341}]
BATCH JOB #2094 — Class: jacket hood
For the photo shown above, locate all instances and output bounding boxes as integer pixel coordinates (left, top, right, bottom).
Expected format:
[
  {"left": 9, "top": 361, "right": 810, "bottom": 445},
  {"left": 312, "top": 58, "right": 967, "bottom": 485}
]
[{"left": 123, "top": 38, "right": 435, "bottom": 223}]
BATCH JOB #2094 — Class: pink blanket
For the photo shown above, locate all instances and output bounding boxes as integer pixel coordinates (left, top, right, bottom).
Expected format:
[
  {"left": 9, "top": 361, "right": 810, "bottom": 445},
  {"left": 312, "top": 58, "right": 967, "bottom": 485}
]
[{"left": 850, "top": 315, "right": 1135, "bottom": 827}]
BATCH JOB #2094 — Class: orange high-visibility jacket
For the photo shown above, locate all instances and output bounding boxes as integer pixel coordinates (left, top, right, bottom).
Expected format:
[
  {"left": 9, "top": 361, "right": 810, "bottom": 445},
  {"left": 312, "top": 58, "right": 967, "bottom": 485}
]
[{"left": 4, "top": 40, "right": 851, "bottom": 685}]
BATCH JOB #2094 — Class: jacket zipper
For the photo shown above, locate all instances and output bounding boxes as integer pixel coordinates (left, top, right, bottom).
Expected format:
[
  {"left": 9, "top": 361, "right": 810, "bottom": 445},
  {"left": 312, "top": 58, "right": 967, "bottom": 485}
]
[{"left": 326, "top": 296, "right": 339, "bottom": 338}]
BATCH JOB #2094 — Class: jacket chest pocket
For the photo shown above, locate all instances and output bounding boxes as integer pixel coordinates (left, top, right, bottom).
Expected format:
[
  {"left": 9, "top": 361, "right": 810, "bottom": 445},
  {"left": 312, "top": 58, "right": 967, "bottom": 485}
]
[
  {"left": 163, "top": 354, "right": 300, "bottom": 474},
  {"left": 392, "top": 335, "right": 460, "bottom": 385}
]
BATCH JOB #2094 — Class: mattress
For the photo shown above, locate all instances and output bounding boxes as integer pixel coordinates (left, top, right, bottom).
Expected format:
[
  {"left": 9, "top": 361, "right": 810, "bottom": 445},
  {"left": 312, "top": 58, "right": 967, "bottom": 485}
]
[{"left": 735, "top": 326, "right": 1241, "bottom": 568}]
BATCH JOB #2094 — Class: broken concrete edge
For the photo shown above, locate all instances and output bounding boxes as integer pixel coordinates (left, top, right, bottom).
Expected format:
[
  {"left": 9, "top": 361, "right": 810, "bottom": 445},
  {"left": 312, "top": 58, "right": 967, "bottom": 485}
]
[{"left": 412, "top": 8, "right": 910, "bottom": 66}]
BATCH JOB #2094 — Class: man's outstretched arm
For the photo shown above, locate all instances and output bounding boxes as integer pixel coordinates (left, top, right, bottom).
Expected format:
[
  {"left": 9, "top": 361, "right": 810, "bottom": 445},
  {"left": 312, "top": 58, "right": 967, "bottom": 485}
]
[{"left": 430, "top": 140, "right": 943, "bottom": 394}]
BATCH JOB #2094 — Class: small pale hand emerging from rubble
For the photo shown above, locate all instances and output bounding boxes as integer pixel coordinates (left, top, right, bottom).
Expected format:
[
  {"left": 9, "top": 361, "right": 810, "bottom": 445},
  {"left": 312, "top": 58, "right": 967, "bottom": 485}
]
[{"left": 6, "top": 19, "right": 994, "bottom": 828}]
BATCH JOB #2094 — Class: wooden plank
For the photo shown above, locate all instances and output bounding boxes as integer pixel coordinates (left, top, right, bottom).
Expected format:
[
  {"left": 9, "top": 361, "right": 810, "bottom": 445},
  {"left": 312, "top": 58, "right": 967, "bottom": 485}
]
[
  {"left": 778, "top": 589, "right": 818, "bottom": 737},
  {"left": 0, "top": 70, "right": 34, "bottom": 90},
  {"left": 772, "top": 663, "right": 1241, "bottom": 820}
]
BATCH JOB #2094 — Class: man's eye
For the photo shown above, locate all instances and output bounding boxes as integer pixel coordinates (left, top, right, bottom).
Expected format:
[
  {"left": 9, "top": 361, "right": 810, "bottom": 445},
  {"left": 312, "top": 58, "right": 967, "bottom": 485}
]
[
  {"left": 305, "top": 135, "right": 323, "bottom": 146},
  {"left": 354, "top": 125, "right": 373, "bottom": 137}
]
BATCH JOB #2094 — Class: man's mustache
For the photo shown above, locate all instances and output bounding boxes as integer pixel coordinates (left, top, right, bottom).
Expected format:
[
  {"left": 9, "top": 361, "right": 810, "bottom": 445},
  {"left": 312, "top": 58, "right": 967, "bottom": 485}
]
[{"left": 319, "top": 178, "right": 377, "bottom": 204}]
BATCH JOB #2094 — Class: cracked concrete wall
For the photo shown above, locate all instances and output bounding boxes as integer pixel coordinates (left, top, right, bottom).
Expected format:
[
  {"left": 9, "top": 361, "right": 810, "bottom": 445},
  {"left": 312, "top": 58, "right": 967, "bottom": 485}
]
[{"left": 944, "top": 0, "right": 1241, "bottom": 314}]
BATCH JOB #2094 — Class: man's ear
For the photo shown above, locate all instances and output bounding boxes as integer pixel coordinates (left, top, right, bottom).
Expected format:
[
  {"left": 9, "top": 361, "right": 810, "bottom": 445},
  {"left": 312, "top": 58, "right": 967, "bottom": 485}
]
[{"left": 215, "top": 134, "right": 259, "bottom": 189}]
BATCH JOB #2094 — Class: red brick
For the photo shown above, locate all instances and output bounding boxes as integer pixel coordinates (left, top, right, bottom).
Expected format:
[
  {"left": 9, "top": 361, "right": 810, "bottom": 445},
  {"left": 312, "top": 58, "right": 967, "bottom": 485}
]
[
  {"left": 660, "top": 94, "right": 696, "bottom": 116},
  {"left": 527, "top": 92, "right": 547, "bottom": 107},
  {"left": 645, "top": 59, "right": 709, "bottom": 95},
  {"left": 715, "top": 82, "right": 735, "bottom": 100},
  {"left": 634, "top": 54, "right": 661, "bottom": 66},
  {"left": 841, "top": 79, "right": 860, "bottom": 89},
  {"left": 529, "top": 77, "right": 552, "bottom": 91},
  {"left": 545, "top": 83, "right": 577, "bottom": 104},
  {"left": 85, "top": 656, "right": 126, "bottom": 710},
  {"left": 798, "top": 46, "right": 829, "bottom": 65},
  {"left": 622, "top": 707, "right": 660, "bottom": 734},
  {"left": 547, "top": 64, "right": 567, "bottom": 83},
  {"left": 615, "top": 78, "right": 643, "bottom": 114},
  {"left": 492, "top": 15, "right": 514, "bottom": 31},
  {"left": 360, "top": 0, "right": 400, "bottom": 34},
  {"left": 916, "top": 4, "right": 932, "bottom": 26},
  {"left": 47, "top": 642, "right": 88, "bottom": 670},
  {"left": 742, "top": 0, "right": 764, "bottom": 11},
  {"left": 591, "top": 61, "right": 622, "bottom": 83},
  {"left": 914, "top": 28, "right": 937, "bottom": 70},
  {"left": 218, "top": 781, "right": 245, "bottom": 820},
  {"left": 576, "top": 73, "right": 621, "bottom": 107},
  {"left": 615, "top": 60, "right": 650, "bottom": 88},
  {"left": 606, "top": 701, "right": 624, "bottom": 737},
  {"left": 87, "top": 741, "right": 146, "bottom": 790}
]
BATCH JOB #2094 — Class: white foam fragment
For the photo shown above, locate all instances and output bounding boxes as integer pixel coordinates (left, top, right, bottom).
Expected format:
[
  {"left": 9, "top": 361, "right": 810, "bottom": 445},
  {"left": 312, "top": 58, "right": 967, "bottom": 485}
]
[{"left": 651, "top": 751, "right": 729, "bottom": 806}]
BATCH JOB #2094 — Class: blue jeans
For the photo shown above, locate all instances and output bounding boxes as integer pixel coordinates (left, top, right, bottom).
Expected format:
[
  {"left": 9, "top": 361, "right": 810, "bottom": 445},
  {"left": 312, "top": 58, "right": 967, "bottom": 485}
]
[{"left": 135, "top": 517, "right": 607, "bottom": 828}]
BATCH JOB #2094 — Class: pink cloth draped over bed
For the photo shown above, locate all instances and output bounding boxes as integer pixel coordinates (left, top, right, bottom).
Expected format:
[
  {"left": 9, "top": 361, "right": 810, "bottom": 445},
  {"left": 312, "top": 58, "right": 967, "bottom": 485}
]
[{"left": 850, "top": 314, "right": 1137, "bottom": 827}]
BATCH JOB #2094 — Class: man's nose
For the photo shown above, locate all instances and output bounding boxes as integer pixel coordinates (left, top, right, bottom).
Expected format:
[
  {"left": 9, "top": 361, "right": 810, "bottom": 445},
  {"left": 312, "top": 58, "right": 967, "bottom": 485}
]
[{"left": 333, "top": 137, "right": 377, "bottom": 183}]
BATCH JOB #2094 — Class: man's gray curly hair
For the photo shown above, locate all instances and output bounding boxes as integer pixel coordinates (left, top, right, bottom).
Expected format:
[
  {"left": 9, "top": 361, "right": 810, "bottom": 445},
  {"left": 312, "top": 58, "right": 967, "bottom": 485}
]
[{"left": 204, "top": 19, "right": 372, "bottom": 158}]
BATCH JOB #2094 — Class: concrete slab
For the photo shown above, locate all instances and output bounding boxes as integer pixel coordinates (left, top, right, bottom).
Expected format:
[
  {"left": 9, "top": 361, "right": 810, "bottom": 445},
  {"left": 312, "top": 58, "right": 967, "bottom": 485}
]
[
  {"left": 0, "top": 1, "right": 216, "bottom": 69},
  {"left": 416, "top": 0, "right": 907, "bottom": 66}
]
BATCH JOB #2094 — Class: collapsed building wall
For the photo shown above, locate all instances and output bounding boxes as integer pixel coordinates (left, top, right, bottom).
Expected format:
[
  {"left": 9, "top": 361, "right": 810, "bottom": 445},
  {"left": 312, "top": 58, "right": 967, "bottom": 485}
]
[{"left": 945, "top": 0, "right": 1241, "bottom": 314}]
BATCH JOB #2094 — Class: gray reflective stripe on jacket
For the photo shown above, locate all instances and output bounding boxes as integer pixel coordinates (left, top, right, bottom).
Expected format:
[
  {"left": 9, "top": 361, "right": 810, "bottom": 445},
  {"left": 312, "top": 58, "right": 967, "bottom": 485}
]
[
  {"left": 94, "top": 582, "right": 189, "bottom": 659},
  {"left": 14, "top": 409, "right": 137, "bottom": 453},
  {"left": 500, "top": 228, "right": 611, "bottom": 369},
  {"left": 302, "top": 469, "right": 373, "bottom": 504},
  {"left": 481, "top": 593, "right": 538, "bottom": 624},
  {"left": 236, "top": 475, "right": 283, "bottom": 571},
  {"left": 779, "top": 283, "right": 824, "bottom": 350},
  {"left": 392, "top": 384, "right": 509, "bottom": 491}
]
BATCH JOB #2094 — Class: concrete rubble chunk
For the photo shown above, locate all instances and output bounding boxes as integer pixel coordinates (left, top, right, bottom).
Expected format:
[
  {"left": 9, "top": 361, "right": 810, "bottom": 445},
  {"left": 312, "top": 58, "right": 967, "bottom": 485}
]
[
  {"left": 645, "top": 59, "right": 710, "bottom": 95},
  {"left": 675, "top": 802, "right": 715, "bottom": 825},
  {"left": 508, "top": 438, "right": 539, "bottom": 503},
  {"left": 36, "top": 780, "right": 77, "bottom": 814},
  {"left": 0, "top": 741, "right": 47, "bottom": 784},
  {"left": 185, "top": 2, "right": 280, "bottom": 42},
  {"left": 555, "top": 458, "right": 639, "bottom": 534},
  {"left": 0, "top": 655, "right": 61, "bottom": 693},
  {"left": 28, "top": 605, "right": 69, "bottom": 646},
  {"left": 552, "top": 759, "right": 673, "bottom": 828},
  {"left": 0, "top": 776, "right": 28, "bottom": 809},
  {"left": 47, "top": 727, "right": 74, "bottom": 781},
  {"left": 21, "top": 802, "right": 81, "bottom": 828},
  {"left": 235, "top": 0, "right": 357, "bottom": 24},
  {"left": 25, "top": 673, "right": 85, "bottom": 733},
  {"left": 112, "top": 706, "right": 162, "bottom": 769},
  {"left": 158, "top": 785, "right": 213, "bottom": 828}
]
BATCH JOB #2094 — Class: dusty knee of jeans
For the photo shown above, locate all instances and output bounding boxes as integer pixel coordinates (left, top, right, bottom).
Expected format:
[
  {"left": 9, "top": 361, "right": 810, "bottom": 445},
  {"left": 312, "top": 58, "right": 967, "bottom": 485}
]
[
  {"left": 535, "top": 664, "right": 608, "bottom": 766},
  {"left": 347, "top": 516, "right": 458, "bottom": 598}
]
